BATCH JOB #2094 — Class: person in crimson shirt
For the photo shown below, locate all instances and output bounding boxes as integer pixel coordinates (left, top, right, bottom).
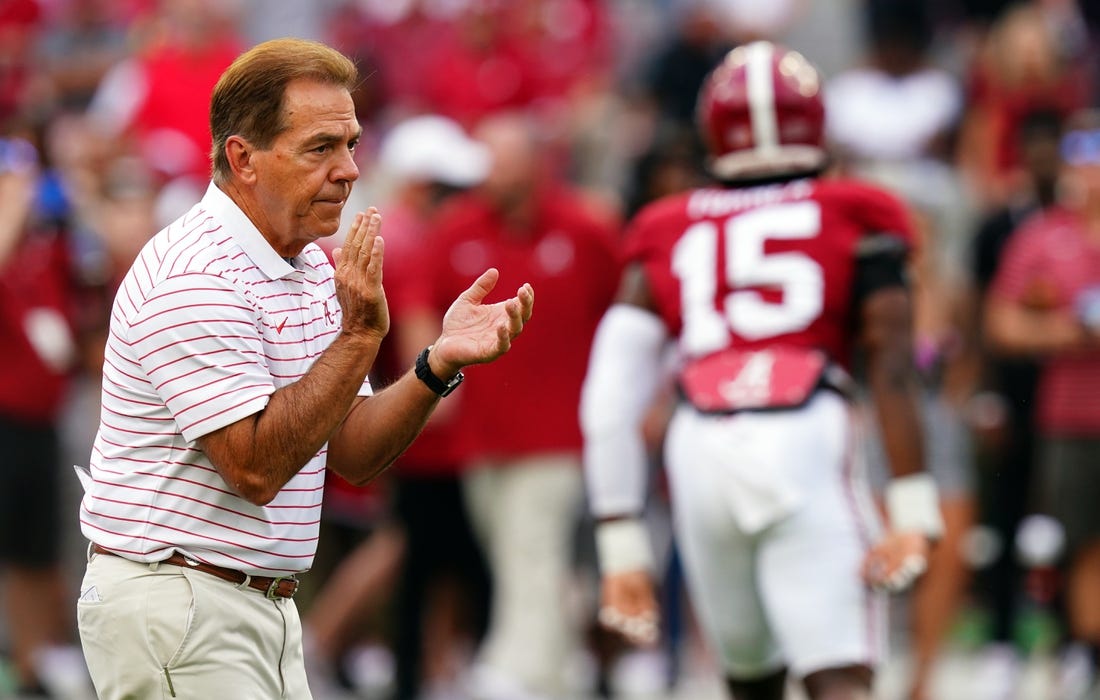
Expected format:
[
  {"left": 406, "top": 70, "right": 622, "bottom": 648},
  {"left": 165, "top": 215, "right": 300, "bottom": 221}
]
[
  {"left": 580, "top": 42, "right": 944, "bottom": 700},
  {"left": 86, "top": 0, "right": 241, "bottom": 182},
  {"left": 370, "top": 116, "right": 495, "bottom": 700},
  {"left": 419, "top": 4, "right": 540, "bottom": 130},
  {"left": 985, "top": 110, "right": 1100, "bottom": 690},
  {"left": 956, "top": 2, "right": 1092, "bottom": 208},
  {"left": 304, "top": 115, "right": 495, "bottom": 699},
  {"left": 0, "top": 122, "right": 87, "bottom": 696},
  {"left": 0, "top": 0, "right": 41, "bottom": 123},
  {"left": 415, "top": 111, "right": 619, "bottom": 700}
]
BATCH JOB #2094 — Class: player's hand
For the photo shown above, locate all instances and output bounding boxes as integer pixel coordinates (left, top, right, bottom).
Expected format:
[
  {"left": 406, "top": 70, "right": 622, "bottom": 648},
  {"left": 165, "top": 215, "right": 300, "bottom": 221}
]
[
  {"left": 429, "top": 268, "right": 534, "bottom": 376},
  {"left": 598, "top": 570, "right": 659, "bottom": 647},
  {"left": 861, "top": 530, "right": 932, "bottom": 593},
  {"left": 333, "top": 209, "right": 389, "bottom": 343}
]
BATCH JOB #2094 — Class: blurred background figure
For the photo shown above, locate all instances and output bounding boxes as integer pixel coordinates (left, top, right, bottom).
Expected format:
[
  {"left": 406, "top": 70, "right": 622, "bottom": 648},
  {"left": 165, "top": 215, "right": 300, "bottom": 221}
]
[
  {"left": 34, "top": 0, "right": 131, "bottom": 115},
  {"left": 826, "top": 3, "right": 980, "bottom": 699},
  {"left": 984, "top": 108, "right": 1100, "bottom": 700},
  {"left": 0, "top": 114, "right": 95, "bottom": 699},
  {"left": 367, "top": 115, "right": 493, "bottom": 700},
  {"left": 956, "top": 0, "right": 1093, "bottom": 209},
  {"left": 412, "top": 110, "right": 620, "bottom": 700},
  {"left": 0, "top": 0, "right": 43, "bottom": 124},
  {"left": 583, "top": 37, "right": 946, "bottom": 700},
  {"left": 84, "top": 0, "right": 242, "bottom": 223},
  {"left": 305, "top": 113, "right": 496, "bottom": 700},
  {"left": 967, "top": 106, "right": 1065, "bottom": 700}
]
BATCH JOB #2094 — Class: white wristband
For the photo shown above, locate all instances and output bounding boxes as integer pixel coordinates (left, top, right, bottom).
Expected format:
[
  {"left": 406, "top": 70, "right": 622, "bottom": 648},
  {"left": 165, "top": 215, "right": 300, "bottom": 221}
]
[
  {"left": 595, "top": 519, "right": 654, "bottom": 575},
  {"left": 885, "top": 473, "right": 944, "bottom": 540}
]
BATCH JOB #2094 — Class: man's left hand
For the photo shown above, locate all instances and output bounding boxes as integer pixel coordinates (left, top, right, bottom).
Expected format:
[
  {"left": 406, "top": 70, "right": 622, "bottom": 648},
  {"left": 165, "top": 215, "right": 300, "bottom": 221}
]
[{"left": 429, "top": 268, "right": 534, "bottom": 377}]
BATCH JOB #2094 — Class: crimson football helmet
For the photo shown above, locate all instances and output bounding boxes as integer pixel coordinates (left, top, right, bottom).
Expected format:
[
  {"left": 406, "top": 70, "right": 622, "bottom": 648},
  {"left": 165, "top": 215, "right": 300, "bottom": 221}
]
[{"left": 696, "top": 41, "right": 826, "bottom": 180}]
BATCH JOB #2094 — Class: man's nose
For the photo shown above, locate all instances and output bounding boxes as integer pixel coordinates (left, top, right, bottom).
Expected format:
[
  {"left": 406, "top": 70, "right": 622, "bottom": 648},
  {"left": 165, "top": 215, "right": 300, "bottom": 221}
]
[{"left": 333, "top": 147, "right": 359, "bottom": 182}]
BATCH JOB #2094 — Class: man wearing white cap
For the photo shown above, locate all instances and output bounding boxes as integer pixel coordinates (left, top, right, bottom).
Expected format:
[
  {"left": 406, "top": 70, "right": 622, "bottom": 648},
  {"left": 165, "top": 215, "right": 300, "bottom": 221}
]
[{"left": 307, "top": 114, "right": 496, "bottom": 698}]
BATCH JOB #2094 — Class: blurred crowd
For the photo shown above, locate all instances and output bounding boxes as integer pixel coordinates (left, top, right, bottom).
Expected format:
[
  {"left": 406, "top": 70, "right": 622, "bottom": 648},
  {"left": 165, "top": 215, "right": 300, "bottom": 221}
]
[{"left": 0, "top": 0, "right": 1099, "bottom": 698}]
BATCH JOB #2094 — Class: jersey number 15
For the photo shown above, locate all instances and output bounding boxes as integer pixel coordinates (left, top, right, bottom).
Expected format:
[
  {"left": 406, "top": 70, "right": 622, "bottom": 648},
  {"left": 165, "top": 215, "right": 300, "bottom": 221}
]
[{"left": 672, "top": 200, "right": 824, "bottom": 355}]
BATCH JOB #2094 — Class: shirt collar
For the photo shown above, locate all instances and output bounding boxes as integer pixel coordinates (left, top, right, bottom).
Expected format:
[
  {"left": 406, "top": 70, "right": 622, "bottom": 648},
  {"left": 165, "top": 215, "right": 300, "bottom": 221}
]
[{"left": 201, "top": 182, "right": 299, "bottom": 280}]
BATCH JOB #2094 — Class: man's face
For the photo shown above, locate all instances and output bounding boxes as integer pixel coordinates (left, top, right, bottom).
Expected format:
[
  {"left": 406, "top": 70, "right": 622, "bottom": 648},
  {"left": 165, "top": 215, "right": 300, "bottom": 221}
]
[{"left": 251, "top": 79, "right": 360, "bottom": 256}]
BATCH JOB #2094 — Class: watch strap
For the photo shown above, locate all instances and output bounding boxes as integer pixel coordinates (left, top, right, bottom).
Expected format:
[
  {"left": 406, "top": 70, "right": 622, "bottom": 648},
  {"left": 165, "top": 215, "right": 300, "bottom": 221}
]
[{"left": 415, "top": 346, "right": 463, "bottom": 397}]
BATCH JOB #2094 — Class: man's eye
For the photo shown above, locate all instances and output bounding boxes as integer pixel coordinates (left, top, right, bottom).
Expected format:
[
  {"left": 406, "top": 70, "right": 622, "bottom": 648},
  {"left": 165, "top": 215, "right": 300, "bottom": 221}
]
[
  {"left": 313, "top": 144, "right": 331, "bottom": 154},
  {"left": 348, "top": 140, "right": 359, "bottom": 153}
]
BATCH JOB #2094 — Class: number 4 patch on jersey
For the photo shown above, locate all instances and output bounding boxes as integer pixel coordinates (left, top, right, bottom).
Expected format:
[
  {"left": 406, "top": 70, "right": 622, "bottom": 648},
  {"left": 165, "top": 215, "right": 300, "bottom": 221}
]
[{"left": 679, "top": 346, "right": 831, "bottom": 413}]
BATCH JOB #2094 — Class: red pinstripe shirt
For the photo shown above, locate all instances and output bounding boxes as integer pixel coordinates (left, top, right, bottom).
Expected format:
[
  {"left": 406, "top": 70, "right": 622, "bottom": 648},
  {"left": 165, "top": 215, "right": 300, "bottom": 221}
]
[{"left": 79, "top": 183, "right": 371, "bottom": 576}]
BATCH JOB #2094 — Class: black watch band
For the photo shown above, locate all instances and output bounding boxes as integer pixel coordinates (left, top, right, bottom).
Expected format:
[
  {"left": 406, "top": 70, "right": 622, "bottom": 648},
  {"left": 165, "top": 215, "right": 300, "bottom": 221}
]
[{"left": 415, "top": 346, "right": 463, "bottom": 397}]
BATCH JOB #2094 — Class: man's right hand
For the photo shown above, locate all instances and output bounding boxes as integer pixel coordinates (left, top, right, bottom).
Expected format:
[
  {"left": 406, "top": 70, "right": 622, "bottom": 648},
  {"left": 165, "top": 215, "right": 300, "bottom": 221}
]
[
  {"left": 333, "top": 208, "right": 389, "bottom": 344},
  {"left": 599, "top": 570, "right": 659, "bottom": 647}
]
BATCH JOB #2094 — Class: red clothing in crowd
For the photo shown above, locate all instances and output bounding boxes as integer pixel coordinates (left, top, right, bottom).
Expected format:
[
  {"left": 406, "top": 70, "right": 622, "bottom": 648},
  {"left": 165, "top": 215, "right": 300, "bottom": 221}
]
[
  {"left": 0, "top": 0, "right": 41, "bottom": 121},
  {"left": 373, "top": 202, "right": 470, "bottom": 476},
  {"left": 326, "top": 1, "right": 611, "bottom": 126},
  {"left": 416, "top": 184, "right": 620, "bottom": 460},
  {"left": 0, "top": 223, "right": 77, "bottom": 423},
  {"left": 991, "top": 207, "right": 1100, "bottom": 435},
  {"left": 421, "top": 26, "right": 540, "bottom": 129},
  {"left": 130, "top": 36, "right": 240, "bottom": 179},
  {"left": 503, "top": 0, "right": 612, "bottom": 101},
  {"left": 965, "top": 63, "right": 1088, "bottom": 179}
]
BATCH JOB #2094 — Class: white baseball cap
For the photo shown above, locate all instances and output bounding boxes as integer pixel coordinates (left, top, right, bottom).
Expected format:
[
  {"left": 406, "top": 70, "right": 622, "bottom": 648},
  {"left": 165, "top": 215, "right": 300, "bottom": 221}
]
[{"left": 378, "top": 114, "right": 491, "bottom": 187}]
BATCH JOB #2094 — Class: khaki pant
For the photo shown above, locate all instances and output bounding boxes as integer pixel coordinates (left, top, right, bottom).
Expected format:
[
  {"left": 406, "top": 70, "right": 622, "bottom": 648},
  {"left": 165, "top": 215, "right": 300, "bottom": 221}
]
[
  {"left": 463, "top": 454, "right": 584, "bottom": 699},
  {"left": 77, "top": 549, "right": 311, "bottom": 699}
]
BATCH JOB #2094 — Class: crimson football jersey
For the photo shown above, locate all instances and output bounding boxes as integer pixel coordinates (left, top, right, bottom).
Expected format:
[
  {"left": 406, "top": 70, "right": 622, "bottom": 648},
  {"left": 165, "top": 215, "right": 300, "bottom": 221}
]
[{"left": 626, "top": 177, "right": 915, "bottom": 370}]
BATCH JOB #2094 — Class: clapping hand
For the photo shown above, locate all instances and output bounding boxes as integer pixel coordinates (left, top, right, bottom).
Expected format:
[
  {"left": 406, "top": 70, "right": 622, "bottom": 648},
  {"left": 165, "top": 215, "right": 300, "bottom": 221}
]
[
  {"left": 428, "top": 268, "right": 535, "bottom": 378},
  {"left": 332, "top": 208, "right": 389, "bottom": 344}
]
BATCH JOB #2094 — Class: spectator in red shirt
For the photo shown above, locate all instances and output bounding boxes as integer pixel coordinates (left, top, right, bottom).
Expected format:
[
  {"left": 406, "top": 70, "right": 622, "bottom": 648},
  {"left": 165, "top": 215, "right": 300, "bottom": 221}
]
[
  {"left": 86, "top": 0, "right": 241, "bottom": 184},
  {"left": 957, "top": 1, "right": 1092, "bottom": 209},
  {"left": 0, "top": 0, "right": 42, "bottom": 123},
  {"left": 0, "top": 117, "right": 92, "bottom": 697},
  {"left": 986, "top": 108, "right": 1100, "bottom": 694},
  {"left": 415, "top": 110, "right": 620, "bottom": 699},
  {"left": 302, "top": 114, "right": 494, "bottom": 699},
  {"left": 419, "top": 4, "right": 540, "bottom": 130}
]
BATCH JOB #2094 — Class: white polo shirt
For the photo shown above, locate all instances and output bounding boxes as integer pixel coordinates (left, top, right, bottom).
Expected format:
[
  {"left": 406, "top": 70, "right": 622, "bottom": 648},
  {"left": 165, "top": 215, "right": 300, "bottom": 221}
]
[{"left": 79, "top": 183, "right": 372, "bottom": 576}]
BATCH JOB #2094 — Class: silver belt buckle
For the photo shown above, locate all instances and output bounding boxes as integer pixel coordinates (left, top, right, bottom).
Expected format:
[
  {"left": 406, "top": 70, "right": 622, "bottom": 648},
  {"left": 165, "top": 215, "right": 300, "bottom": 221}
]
[{"left": 266, "top": 575, "right": 299, "bottom": 599}]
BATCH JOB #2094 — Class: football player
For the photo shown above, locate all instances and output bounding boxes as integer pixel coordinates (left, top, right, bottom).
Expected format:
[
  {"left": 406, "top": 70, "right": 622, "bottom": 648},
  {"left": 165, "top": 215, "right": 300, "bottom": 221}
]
[{"left": 580, "top": 41, "right": 944, "bottom": 700}]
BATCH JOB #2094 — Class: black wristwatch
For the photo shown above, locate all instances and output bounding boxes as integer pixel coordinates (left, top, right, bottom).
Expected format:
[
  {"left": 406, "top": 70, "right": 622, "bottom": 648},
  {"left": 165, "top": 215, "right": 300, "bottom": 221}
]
[{"left": 415, "top": 346, "right": 463, "bottom": 397}]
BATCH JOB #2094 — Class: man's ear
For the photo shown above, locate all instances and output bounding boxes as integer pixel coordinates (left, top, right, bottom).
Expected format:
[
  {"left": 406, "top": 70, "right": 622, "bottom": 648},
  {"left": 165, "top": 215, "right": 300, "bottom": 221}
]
[{"left": 225, "top": 135, "right": 257, "bottom": 184}]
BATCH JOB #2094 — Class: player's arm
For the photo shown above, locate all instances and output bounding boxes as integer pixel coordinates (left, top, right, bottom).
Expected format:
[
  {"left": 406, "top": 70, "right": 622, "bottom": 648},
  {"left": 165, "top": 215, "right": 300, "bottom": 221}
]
[
  {"left": 580, "top": 263, "right": 669, "bottom": 645},
  {"left": 856, "top": 236, "right": 944, "bottom": 591}
]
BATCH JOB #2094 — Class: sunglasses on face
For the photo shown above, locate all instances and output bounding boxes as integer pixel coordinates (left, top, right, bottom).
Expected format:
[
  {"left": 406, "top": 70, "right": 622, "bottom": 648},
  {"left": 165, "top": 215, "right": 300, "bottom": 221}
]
[{"left": 1061, "top": 129, "right": 1100, "bottom": 166}]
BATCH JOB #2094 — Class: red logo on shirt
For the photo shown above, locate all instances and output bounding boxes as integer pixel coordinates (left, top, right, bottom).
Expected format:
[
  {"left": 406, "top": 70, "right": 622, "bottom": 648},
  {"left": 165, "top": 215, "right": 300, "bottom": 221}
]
[{"left": 276, "top": 317, "right": 288, "bottom": 335}]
